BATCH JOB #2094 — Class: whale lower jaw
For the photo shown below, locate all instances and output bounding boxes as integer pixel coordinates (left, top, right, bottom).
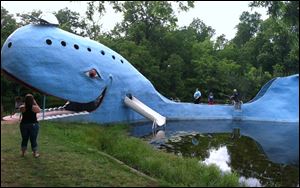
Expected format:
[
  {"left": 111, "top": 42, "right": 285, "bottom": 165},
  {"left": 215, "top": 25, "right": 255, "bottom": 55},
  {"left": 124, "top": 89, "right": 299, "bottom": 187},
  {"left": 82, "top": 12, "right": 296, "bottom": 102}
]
[
  {"left": 64, "top": 88, "right": 106, "bottom": 112},
  {"left": 37, "top": 89, "right": 105, "bottom": 121},
  {"left": 36, "top": 106, "right": 89, "bottom": 121},
  {"left": 37, "top": 88, "right": 105, "bottom": 121}
]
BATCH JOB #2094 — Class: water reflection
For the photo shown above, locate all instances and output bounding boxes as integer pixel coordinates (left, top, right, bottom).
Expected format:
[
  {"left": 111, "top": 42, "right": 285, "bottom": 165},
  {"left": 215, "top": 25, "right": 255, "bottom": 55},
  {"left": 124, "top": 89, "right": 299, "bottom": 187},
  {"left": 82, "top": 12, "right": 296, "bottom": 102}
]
[
  {"left": 154, "top": 130, "right": 165, "bottom": 140},
  {"left": 201, "top": 146, "right": 231, "bottom": 173},
  {"left": 192, "top": 137, "right": 199, "bottom": 146},
  {"left": 130, "top": 120, "right": 299, "bottom": 187},
  {"left": 131, "top": 120, "right": 299, "bottom": 165},
  {"left": 201, "top": 145, "right": 262, "bottom": 187},
  {"left": 239, "top": 176, "right": 262, "bottom": 187}
]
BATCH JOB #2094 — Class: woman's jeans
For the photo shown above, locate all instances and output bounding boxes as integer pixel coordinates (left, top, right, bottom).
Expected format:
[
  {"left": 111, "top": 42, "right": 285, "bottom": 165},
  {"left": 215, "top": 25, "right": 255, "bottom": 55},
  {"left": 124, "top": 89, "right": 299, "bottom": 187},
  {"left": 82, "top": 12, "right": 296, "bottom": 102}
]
[{"left": 20, "top": 123, "right": 39, "bottom": 152}]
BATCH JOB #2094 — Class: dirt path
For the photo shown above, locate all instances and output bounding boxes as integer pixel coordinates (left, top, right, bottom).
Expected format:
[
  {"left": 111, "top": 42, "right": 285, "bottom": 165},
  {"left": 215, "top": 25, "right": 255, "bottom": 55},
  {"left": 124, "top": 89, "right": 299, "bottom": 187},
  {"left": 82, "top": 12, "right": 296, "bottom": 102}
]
[{"left": 1, "top": 120, "right": 18, "bottom": 125}]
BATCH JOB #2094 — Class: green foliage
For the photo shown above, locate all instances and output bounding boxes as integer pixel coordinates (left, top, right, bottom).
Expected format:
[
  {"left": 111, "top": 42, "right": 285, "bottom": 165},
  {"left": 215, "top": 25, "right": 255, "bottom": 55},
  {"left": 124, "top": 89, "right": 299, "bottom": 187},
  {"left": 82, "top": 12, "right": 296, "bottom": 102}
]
[
  {"left": 248, "top": 1, "right": 299, "bottom": 75},
  {"left": 16, "top": 10, "right": 42, "bottom": 26},
  {"left": 232, "top": 11, "right": 262, "bottom": 47},
  {"left": 189, "top": 18, "right": 215, "bottom": 42},
  {"left": 160, "top": 54, "right": 185, "bottom": 98},
  {"left": 1, "top": 7, "right": 28, "bottom": 113},
  {"left": 109, "top": 1, "right": 194, "bottom": 43},
  {"left": 55, "top": 8, "right": 87, "bottom": 37},
  {"left": 1, "top": 6, "right": 19, "bottom": 46},
  {"left": 77, "top": 122, "right": 240, "bottom": 186}
]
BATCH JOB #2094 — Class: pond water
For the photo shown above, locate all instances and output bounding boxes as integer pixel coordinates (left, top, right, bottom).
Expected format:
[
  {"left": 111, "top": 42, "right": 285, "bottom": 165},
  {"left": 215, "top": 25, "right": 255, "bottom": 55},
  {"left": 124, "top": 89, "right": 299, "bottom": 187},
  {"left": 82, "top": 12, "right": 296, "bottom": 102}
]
[{"left": 130, "top": 120, "right": 299, "bottom": 187}]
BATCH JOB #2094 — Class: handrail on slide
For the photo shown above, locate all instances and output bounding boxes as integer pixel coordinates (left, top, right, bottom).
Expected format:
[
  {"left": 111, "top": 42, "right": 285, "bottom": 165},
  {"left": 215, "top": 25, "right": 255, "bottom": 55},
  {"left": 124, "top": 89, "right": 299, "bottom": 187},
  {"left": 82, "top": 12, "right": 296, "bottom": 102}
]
[{"left": 124, "top": 95, "right": 166, "bottom": 128}]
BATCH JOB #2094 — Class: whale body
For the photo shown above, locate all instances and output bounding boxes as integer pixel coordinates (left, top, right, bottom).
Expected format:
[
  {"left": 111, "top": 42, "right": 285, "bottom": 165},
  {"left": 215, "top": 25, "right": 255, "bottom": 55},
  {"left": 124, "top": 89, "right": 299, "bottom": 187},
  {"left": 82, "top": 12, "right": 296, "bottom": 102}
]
[{"left": 1, "top": 24, "right": 299, "bottom": 124}]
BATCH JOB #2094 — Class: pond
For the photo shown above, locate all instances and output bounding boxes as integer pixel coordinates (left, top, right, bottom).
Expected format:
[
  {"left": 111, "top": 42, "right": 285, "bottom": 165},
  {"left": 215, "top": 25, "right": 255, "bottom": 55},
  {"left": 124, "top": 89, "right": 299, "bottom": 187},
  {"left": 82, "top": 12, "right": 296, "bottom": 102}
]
[{"left": 130, "top": 120, "right": 299, "bottom": 187}]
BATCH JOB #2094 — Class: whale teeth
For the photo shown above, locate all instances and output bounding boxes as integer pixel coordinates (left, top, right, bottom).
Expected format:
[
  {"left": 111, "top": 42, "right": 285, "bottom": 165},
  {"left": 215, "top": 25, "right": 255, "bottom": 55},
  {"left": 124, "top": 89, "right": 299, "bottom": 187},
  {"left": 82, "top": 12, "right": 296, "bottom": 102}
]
[{"left": 38, "top": 107, "right": 89, "bottom": 121}]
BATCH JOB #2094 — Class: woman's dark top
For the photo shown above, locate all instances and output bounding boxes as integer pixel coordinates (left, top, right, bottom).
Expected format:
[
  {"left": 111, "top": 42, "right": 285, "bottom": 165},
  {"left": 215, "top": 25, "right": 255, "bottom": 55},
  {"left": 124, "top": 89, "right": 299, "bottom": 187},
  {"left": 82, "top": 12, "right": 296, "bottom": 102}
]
[{"left": 21, "top": 105, "right": 38, "bottom": 124}]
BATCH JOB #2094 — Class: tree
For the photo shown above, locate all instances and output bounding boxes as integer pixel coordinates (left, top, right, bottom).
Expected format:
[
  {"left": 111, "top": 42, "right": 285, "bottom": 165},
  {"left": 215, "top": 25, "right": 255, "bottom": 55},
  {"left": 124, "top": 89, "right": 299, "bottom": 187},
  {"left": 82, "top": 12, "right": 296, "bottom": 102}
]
[
  {"left": 55, "top": 8, "right": 88, "bottom": 37},
  {"left": 160, "top": 54, "right": 185, "bottom": 99},
  {"left": 16, "top": 10, "right": 42, "bottom": 26},
  {"left": 1, "top": 6, "right": 21, "bottom": 114},
  {"left": 1, "top": 6, "right": 19, "bottom": 46},
  {"left": 250, "top": 1, "right": 284, "bottom": 18},
  {"left": 249, "top": 1, "right": 299, "bottom": 75},
  {"left": 214, "top": 34, "right": 228, "bottom": 51},
  {"left": 232, "top": 11, "right": 262, "bottom": 47},
  {"left": 188, "top": 18, "right": 215, "bottom": 42},
  {"left": 87, "top": 1, "right": 194, "bottom": 42}
]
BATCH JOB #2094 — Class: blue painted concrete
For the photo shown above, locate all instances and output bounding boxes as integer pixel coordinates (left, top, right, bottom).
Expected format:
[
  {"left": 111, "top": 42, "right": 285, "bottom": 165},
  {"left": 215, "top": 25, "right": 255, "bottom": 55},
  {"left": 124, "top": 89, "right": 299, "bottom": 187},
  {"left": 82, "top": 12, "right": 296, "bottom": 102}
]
[{"left": 1, "top": 24, "right": 299, "bottom": 124}]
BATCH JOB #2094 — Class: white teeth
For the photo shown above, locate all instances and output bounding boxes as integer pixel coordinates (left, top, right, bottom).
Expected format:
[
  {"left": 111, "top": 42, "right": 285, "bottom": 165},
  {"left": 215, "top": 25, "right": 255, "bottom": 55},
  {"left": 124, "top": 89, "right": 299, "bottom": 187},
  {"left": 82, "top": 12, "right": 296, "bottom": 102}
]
[
  {"left": 38, "top": 106, "right": 89, "bottom": 121},
  {"left": 77, "top": 111, "right": 89, "bottom": 115},
  {"left": 44, "top": 106, "right": 65, "bottom": 112}
]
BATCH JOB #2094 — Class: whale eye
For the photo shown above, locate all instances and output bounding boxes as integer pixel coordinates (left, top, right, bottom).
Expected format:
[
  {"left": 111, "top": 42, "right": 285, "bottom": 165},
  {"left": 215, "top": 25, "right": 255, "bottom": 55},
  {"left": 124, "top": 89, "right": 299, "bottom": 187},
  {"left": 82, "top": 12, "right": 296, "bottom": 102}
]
[{"left": 85, "top": 69, "right": 101, "bottom": 79}]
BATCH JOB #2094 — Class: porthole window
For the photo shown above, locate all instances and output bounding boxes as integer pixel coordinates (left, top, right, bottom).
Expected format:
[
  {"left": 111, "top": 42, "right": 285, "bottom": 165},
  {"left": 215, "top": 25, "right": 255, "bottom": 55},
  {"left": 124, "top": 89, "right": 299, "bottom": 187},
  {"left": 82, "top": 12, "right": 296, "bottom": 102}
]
[
  {"left": 8, "top": 42, "right": 12, "bottom": 48},
  {"left": 101, "top": 50, "right": 105, "bottom": 55},
  {"left": 120, "top": 60, "right": 124, "bottom": 64},
  {"left": 87, "top": 48, "right": 91, "bottom": 52},
  {"left": 61, "top": 41, "right": 66, "bottom": 46},
  {"left": 112, "top": 55, "right": 115, "bottom": 60},
  {"left": 74, "top": 44, "right": 79, "bottom": 50},
  {"left": 46, "top": 39, "right": 52, "bottom": 45}
]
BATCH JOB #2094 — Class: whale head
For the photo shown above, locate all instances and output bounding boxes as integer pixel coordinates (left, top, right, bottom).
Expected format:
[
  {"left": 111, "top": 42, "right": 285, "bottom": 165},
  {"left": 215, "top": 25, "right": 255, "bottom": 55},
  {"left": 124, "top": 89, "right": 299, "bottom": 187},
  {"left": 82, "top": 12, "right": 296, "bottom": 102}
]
[{"left": 1, "top": 22, "right": 136, "bottom": 112}]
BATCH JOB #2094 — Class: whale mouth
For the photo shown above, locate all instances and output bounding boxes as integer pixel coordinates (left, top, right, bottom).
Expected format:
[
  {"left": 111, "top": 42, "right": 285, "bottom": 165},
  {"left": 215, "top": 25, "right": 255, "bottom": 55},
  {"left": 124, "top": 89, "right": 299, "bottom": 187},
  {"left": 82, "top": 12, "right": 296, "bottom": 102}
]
[
  {"left": 2, "top": 69, "right": 106, "bottom": 120},
  {"left": 64, "top": 88, "right": 106, "bottom": 112}
]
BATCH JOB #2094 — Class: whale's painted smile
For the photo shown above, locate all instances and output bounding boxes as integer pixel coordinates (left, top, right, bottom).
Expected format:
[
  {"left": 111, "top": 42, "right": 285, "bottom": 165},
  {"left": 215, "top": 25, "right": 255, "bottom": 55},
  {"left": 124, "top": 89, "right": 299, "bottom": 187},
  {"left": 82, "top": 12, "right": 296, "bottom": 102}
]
[{"left": 64, "top": 87, "right": 106, "bottom": 112}]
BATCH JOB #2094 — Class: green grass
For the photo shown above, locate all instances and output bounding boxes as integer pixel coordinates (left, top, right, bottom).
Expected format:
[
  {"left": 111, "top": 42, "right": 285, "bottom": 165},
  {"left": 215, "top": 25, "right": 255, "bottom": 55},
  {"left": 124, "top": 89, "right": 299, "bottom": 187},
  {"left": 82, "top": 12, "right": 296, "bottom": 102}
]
[{"left": 1, "top": 121, "right": 240, "bottom": 187}]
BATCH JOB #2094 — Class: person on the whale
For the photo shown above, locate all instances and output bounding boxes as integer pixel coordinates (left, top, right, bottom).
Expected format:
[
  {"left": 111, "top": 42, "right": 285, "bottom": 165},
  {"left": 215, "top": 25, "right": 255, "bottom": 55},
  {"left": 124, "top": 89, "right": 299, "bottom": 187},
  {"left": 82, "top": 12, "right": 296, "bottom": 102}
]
[{"left": 193, "top": 88, "right": 201, "bottom": 104}]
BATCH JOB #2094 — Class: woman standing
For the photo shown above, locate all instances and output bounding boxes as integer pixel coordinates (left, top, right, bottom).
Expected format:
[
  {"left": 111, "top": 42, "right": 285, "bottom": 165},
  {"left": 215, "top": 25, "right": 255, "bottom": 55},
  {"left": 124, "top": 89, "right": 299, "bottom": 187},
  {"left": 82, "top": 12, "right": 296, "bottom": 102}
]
[{"left": 19, "top": 94, "right": 41, "bottom": 158}]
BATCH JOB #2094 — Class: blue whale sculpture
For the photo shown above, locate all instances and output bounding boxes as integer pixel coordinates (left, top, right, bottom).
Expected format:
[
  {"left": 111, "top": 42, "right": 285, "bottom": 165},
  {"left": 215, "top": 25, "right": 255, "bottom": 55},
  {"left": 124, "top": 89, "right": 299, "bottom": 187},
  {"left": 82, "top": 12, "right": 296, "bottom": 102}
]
[{"left": 1, "top": 23, "right": 299, "bottom": 124}]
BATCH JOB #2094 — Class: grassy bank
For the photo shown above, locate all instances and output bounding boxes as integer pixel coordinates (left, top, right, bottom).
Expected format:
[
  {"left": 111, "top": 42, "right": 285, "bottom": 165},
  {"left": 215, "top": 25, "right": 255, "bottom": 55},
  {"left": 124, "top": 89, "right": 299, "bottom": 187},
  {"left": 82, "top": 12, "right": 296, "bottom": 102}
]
[{"left": 1, "top": 121, "right": 240, "bottom": 187}]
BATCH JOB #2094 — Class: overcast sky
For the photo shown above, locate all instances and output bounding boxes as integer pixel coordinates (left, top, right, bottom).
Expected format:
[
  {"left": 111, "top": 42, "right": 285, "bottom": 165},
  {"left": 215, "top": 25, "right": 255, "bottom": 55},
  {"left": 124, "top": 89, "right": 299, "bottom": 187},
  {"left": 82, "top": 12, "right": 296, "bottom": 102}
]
[{"left": 1, "top": 1, "right": 268, "bottom": 40}]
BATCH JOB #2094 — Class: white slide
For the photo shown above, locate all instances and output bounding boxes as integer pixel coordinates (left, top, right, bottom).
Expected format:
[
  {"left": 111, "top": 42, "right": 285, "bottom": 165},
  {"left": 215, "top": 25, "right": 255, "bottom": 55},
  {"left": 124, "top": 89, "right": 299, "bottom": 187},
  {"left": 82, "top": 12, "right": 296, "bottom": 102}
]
[{"left": 124, "top": 96, "right": 166, "bottom": 127}]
